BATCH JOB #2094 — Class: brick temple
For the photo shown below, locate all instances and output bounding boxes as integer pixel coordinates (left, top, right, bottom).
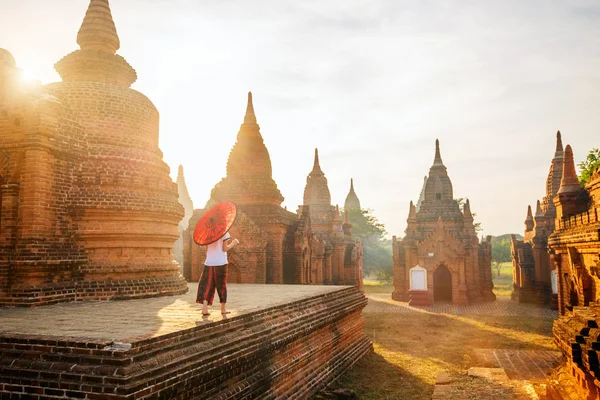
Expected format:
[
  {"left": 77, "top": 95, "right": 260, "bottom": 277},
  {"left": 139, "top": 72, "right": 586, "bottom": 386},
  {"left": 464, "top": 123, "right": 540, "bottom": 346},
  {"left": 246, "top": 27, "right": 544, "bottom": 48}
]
[
  {"left": 0, "top": 0, "right": 188, "bottom": 306},
  {"left": 182, "top": 92, "right": 363, "bottom": 288},
  {"left": 173, "top": 165, "right": 194, "bottom": 270},
  {"left": 538, "top": 143, "right": 600, "bottom": 400},
  {"left": 392, "top": 140, "right": 495, "bottom": 305},
  {"left": 510, "top": 131, "right": 564, "bottom": 308}
]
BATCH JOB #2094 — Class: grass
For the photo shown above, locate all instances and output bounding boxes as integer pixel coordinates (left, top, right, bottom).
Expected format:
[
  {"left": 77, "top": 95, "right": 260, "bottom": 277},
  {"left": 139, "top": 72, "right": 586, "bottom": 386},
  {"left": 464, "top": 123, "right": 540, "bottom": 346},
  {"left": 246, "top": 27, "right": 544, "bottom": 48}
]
[
  {"left": 492, "top": 262, "right": 514, "bottom": 297},
  {"left": 334, "top": 266, "right": 553, "bottom": 400},
  {"left": 362, "top": 278, "right": 393, "bottom": 293}
]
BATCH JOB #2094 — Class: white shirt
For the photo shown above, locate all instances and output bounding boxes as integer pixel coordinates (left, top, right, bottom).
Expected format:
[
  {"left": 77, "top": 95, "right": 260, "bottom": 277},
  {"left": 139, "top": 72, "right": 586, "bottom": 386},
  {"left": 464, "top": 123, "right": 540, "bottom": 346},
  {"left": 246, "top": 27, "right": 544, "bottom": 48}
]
[{"left": 205, "top": 232, "right": 230, "bottom": 266}]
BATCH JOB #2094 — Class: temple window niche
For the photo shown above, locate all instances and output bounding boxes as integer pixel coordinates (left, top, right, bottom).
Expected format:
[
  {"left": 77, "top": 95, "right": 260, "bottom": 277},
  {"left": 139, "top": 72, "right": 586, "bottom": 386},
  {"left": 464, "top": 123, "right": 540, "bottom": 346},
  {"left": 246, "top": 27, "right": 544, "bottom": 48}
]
[
  {"left": 410, "top": 265, "right": 427, "bottom": 291},
  {"left": 436, "top": 193, "right": 441, "bottom": 200}
]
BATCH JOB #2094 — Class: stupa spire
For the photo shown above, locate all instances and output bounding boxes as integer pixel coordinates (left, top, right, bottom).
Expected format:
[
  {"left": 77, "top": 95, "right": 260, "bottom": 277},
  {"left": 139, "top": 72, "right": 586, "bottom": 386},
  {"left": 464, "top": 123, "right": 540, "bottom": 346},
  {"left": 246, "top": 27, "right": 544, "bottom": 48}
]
[
  {"left": 558, "top": 145, "right": 580, "bottom": 194},
  {"left": 77, "top": 0, "right": 120, "bottom": 54},
  {"left": 433, "top": 139, "right": 444, "bottom": 166},
  {"left": 535, "top": 199, "right": 543, "bottom": 217},
  {"left": 555, "top": 130, "right": 563, "bottom": 157},
  {"left": 463, "top": 199, "right": 473, "bottom": 218},
  {"left": 312, "top": 148, "right": 322, "bottom": 172},
  {"left": 525, "top": 205, "right": 534, "bottom": 231},
  {"left": 244, "top": 92, "right": 257, "bottom": 124},
  {"left": 408, "top": 201, "right": 417, "bottom": 220},
  {"left": 344, "top": 178, "right": 361, "bottom": 210}
]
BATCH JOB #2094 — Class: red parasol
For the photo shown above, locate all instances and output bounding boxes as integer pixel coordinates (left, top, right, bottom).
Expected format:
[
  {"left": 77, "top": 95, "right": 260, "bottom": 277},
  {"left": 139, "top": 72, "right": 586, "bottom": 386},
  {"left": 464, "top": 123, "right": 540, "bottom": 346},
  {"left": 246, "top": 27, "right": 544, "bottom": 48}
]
[{"left": 193, "top": 201, "right": 237, "bottom": 245}]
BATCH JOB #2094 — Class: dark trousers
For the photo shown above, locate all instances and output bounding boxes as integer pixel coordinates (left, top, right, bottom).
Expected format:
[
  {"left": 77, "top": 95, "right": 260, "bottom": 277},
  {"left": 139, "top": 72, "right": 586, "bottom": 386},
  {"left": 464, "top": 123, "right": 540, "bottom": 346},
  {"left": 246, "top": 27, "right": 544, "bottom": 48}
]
[{"left": 196, "top": 264, "right": 228, "bottom": 305}]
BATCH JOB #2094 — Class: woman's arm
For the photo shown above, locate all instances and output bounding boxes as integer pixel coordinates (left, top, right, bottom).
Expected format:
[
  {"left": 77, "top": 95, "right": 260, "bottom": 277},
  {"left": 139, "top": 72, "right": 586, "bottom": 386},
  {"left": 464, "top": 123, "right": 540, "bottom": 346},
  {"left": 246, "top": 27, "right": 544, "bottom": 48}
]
[{"left": 222, "top": 238, "right": 240, "bottom": 252}]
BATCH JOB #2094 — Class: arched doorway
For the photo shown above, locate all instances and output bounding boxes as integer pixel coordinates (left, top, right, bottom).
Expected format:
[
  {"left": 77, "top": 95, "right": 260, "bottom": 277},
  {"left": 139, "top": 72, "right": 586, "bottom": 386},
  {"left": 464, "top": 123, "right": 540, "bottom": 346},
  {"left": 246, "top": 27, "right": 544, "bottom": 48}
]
[{"left": 433, "top": 264, "right": 452, "bottom": 303}]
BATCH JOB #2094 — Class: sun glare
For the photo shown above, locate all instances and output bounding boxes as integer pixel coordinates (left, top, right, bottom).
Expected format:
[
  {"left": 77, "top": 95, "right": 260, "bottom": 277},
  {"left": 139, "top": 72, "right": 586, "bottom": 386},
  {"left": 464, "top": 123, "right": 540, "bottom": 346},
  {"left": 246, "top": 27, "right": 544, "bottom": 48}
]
[{"left": 20, "top": 68, "right": 38, "bottom": 83}]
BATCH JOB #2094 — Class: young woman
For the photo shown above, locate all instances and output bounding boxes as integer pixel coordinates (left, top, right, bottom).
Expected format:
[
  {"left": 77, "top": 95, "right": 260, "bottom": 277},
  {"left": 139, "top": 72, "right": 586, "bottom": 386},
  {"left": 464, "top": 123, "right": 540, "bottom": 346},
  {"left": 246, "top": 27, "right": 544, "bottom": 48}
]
[{"left": 196, "top": 232, "right": 239, "bottom": 315}]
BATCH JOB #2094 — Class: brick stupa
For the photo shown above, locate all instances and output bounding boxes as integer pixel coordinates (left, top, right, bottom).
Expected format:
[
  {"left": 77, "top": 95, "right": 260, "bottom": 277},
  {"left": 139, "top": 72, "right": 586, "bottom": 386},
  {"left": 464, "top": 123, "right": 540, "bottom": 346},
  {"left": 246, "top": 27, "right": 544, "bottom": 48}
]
[{"left": 0, "top": 0, "right": 187, "bottom": 305}]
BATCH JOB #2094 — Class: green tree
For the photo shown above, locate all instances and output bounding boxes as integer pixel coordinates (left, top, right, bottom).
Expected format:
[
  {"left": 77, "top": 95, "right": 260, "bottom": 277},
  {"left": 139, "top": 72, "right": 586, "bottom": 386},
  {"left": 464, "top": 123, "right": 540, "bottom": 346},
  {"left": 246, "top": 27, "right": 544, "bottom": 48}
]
[
  {"left": 343, "top": 208, "right": 386, "bottom": 242},
  {"left": 578, "top": 148, "right": 600, "bottom": 186},
  {"left": 490, "top": 234, "right": 520, "bottom": 263},
  {"left": 343, "top": 208, "right": 392, "bottom": 280}
]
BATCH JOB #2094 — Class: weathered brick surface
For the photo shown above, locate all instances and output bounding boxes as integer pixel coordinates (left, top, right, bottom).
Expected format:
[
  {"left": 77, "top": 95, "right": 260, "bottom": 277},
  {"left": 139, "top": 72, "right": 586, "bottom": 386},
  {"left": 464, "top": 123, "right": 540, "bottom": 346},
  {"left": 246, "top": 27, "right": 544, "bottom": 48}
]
[
  {"left": 0, "top": 285, "right": 371, "bottom": 399},
  {"left": 0, "top": 1, "right": 187, "bottom": 306}
]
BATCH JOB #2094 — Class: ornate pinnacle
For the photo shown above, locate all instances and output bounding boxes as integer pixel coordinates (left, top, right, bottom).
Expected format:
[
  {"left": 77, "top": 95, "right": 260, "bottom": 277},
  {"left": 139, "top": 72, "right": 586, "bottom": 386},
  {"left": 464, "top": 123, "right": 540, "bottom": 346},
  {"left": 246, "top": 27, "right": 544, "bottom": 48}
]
[
  {"left": 312, "top": 148, "right": 322, "bottom": 172},
  {"left": 554, "top": 130, "right": 564, "bottom": 158},
  {"left": 433, "top": 139, "right": 444, "bottom": 166},
  {"left": 77, "top": 0, "right": 120, "bottom": 53},
  {"left": 557, "top": 145, "right": 581, "bottom": 194},
  {"left": 244, "top": 91, "right": 257, "bottom": 124}
]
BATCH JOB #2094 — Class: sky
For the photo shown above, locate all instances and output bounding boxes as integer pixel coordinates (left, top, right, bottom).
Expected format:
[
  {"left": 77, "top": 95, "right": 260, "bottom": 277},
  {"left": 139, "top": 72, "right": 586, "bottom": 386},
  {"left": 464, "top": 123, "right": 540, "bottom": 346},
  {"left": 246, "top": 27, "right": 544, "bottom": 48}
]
[{"left": 1, "top": 0, "right": 599, "bottom": 238}]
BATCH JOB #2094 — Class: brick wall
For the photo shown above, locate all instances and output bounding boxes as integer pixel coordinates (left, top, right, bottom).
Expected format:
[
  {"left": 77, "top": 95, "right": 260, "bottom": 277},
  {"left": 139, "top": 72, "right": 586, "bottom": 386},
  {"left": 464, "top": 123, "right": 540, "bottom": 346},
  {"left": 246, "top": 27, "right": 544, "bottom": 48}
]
[{"left": 0, "top": 287, "right": 372, "bottom": 400}]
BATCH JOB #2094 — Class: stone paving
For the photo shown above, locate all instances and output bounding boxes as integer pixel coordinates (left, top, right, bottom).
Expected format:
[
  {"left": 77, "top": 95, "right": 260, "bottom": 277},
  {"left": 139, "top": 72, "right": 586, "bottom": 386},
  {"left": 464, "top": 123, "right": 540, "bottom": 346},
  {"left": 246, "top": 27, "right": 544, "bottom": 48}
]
[
  {"left": 472, "top": 349, "right": 562, "bottom": 381},
  {"left": 365, "top": 293, "right": 559, "bottom": 318},
  {"left": 0, "top": 283, "right": 347, "bottom": 342}
]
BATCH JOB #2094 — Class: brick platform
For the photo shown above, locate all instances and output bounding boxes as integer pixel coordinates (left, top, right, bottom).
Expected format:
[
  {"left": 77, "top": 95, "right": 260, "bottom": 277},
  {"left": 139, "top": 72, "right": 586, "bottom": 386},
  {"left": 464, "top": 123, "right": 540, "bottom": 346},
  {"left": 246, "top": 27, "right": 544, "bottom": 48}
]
[{"left": 0, "top": 284, "right": 371, "bottom": 399}]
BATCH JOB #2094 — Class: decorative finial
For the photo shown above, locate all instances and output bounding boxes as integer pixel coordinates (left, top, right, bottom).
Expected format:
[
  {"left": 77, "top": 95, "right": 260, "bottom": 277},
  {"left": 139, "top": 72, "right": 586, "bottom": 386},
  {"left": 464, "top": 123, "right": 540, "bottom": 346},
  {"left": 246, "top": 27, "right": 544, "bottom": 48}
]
[
  {"left": 77, "top": 0, "right": 120, "bottom": 54},
  {"left": 558, "top": 144, "right": 581, "bottom": 194},
  {"left": 312, "top": 148, "right": 322, "bottom": 172},
  {"left": 525, "top": 205, "right": 534, "bottom": 231},
  {"left": 408, "top": 201, "right": 416, "bottom": 219},
  {"left": 535, "top": 199, "right": 543, "bottom": 217},
  {"left": 433, "top": 139, "right": 444, "bottom": 166},
  {"left": 350, "top": 178, "right": 355, "bottom": 192},
  {"left": 178, "top": 164, "right": 184, "bottom": 176},
  {"left": 555, "top": 130, "right": 564, "bottom": 157},
  {"left": 244, "top": 91, "right": 257, "bottom": 124},
  {"left": 463, "top": 199, "right": 473, "bottom": 218}
]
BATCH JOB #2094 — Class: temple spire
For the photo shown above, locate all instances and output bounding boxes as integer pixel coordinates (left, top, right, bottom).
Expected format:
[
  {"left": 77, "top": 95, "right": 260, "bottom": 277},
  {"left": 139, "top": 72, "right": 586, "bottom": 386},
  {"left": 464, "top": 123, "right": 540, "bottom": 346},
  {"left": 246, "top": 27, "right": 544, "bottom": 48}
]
[
  {"left": 463, "top": 199, "right": 473, "bottom": 218},
  {"left": 433, "top": 139, "right": 444, "bottom": 166},
  {"left": 408, "top": 201, "right": 417, "bottom": 220},
  {"left": 344, "top": 178, "right": 361, "bottom": 210},
  {"left": 525, "top": 205, "right": 534, "bottom": 231},
  {"left": 555, "top": 130, "right": 563, "bottom": 157},
  {"left": 77, "top": 0, "right": 120, "bottom": 54},
  {"left": 312, "top": 148, "right": 322, "bottom": 172},
  {"left": 244, "top": 91, "right": 257, "bottom": 124},
  {"left": 558, "top": 145, "right": 580, "bottom": 194},
  {"left": 535, "top": 199, "right": 543, "bottom": 217}
]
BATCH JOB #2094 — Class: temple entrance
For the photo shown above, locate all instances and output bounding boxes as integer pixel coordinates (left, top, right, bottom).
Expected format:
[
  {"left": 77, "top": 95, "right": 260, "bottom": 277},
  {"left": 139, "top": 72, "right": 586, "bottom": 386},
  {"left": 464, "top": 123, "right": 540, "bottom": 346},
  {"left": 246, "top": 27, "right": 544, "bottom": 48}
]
[{"left": 433, "top": 265, "right": 452, "bottom": 303}]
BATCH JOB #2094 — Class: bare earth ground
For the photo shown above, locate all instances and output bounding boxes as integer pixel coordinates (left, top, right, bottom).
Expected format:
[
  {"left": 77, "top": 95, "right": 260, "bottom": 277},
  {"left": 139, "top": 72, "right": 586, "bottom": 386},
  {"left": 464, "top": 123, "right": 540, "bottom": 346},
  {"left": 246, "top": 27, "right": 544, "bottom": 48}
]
[{"left": 337, "top": 266, "right": 559, "bottom": 400}]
